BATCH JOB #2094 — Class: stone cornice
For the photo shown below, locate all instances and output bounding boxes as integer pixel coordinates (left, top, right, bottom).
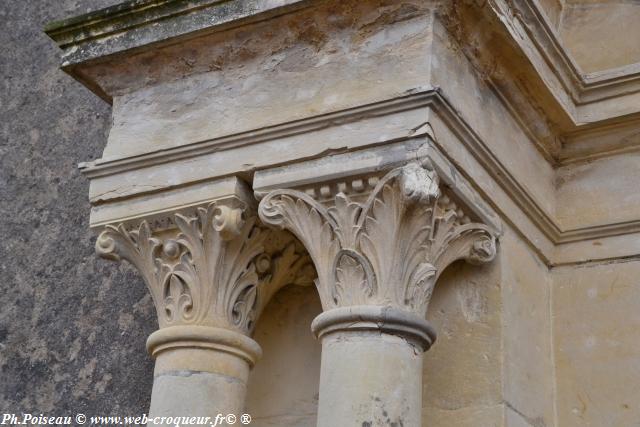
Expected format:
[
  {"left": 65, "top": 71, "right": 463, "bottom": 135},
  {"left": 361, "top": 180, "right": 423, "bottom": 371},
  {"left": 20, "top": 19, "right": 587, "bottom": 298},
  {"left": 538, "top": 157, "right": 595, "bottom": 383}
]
[
  {"left": 45, "top": 0, "right": 316, "bottom": 102},
  {"left": 45, "top": 0, "right": 314, "bottom": 66},
  {"left": 46, "top": 0, "right": 640, "bottom": 106},
  {"left": 44, "top": 1, "right": 640, "bottom": 269},
  {"left": 46, "top": 0, "right": 640, "bottom": 148},
  {"left": 248, "top": 91, "right": 640, "bottom": 266},
  {"left": 78, "top": 90, "right": 436, "bottom": 181},
  {"left": 508, "top": 0, "right": 640, "bottom": 105},
  {"left": 430, "top": 91, "right": 640, "bottom": 246},
  {"left": 88, "top": 176, "right": 253, "bottom": 230},
  {"left": 559, "top": 117, "right": 640, "bottom": 164},
  {"left": 482, "top": 0, "right": 640, "bottom": 109},
  {"left": 80, "top": 89, "right": 640, "bottom": 257},
  {"left": 443, "top": 0, "right": 640, "bottom": 163},
  {"left": 45, "top": 0, "right": 640, "bottom": 103}
]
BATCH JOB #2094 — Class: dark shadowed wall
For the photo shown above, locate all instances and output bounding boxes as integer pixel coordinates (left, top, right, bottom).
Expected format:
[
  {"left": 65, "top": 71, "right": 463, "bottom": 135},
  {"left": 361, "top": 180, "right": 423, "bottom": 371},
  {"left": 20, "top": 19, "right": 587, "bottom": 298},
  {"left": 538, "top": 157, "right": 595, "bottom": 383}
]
[{"left": 0, "top": 0, "right": 156, "bottom": 416}]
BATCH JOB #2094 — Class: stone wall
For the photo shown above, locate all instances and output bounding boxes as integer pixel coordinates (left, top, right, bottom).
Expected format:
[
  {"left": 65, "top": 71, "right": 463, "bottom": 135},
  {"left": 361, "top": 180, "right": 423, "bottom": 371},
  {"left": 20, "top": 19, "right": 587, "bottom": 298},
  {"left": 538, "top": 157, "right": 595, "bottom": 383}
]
[
  {"left": 3, "top": 1, "right": 640, "bottom": 426},
  {"left": 560, "top": 1, "right": 640, "bottom": 73},
  {"left": 553, "top": 259, "right": 640, "bottom": 427},
  {"left": 0, "top": 0, "right": 155, "bottom": 416}
]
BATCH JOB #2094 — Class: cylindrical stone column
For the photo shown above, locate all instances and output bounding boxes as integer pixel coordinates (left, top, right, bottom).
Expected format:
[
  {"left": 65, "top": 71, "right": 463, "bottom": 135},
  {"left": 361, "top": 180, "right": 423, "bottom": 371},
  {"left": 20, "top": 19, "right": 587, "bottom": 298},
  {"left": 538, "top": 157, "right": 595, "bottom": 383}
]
[
  {"left": 258, "top": 162, "right": 498, "bottom": 427},
  {"left": 311, "top": 306, "right": 435, "bottom": 427},
  {"left": 146, "top": 326, "right": 261, "bottom": 425},
  {"left": 95, "top": 198, "right": 314, "bottom": 426}
]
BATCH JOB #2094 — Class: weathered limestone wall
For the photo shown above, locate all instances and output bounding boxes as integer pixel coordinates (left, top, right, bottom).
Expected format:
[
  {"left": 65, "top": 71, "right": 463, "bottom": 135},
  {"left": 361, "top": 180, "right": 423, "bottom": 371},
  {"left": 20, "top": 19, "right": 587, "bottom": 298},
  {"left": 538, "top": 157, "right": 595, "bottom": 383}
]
[
  {"left": 556, "top": 151, "right": 640, "bottom": 229},
  {"left": 423, "top": 249, "right": 503, "bottom": 427},
  {"left": 430, "top": 17, "right": 557, "bottom": 218},
  {"left": 560, "top": 1, "right": 640, "bottom": 72},
  {"left": 0, "top": 0, "right": 155, "bottom": 415},
  {"left": 537, "top": 0, "right": 564, "bottom": 29},
  {"left": 552, "top": 260, "right": 640, "bottom": 427},
  {"left": 247, "top": 286, "right": 321, "bottom": 427},
  {"left": 500, "top": 230, "right": 555, "bottom": 427},
  {"left": 93, "top": 0, "right": 434, "bottom": 160}
]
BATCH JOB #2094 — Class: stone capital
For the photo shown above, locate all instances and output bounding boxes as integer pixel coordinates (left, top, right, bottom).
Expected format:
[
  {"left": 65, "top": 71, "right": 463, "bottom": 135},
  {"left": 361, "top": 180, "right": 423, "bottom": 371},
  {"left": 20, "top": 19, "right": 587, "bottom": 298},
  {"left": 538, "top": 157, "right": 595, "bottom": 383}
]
[
  {"left": 95, "top": 197, "right": 315, "bottom": 339},
  {"left": 258, "top": 161, "right": 498, "bottom": 323}
]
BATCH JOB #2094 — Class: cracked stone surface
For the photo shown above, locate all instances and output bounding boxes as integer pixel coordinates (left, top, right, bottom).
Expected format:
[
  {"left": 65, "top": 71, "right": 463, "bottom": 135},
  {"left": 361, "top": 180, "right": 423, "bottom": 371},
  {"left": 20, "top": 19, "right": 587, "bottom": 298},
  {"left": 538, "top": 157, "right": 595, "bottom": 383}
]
[{"left": 0, "top": 0, "right": 155, "bottom": 416}]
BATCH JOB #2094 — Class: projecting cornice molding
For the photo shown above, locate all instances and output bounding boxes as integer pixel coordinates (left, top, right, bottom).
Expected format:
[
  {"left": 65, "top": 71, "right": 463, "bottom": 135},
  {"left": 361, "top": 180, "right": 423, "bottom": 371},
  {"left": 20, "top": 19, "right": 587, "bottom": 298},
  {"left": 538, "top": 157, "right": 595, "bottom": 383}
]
[
  {"left": 45, "top": 1, "right": 640, "bottom": 268},
  {"left": 44, "top": 0, "right": 313, "bottom": 66},
  {"left": 45, "top": 0, "right": 640, "bottom": 164},
  {"left": 80, "top": 89, "right": 640, "bottom": 266},
  {"left": 496, "top": 0, "right": 640, "bottom": 105},
  {"left": 443, "top": 0, "right": 640, "bottom": 162},
  {"left": 43, "top": 0, "right": 640, "bottom": 104}
]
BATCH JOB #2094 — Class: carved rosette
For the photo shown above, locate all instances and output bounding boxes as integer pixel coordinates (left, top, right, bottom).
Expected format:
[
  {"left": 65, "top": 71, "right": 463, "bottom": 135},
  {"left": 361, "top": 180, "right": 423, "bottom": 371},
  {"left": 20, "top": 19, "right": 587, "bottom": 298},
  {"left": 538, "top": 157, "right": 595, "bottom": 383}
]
[
  {"left": 258, "top": 161, "right": 497, "bottom": 318},
  {"left": 95, "top": 202, "right": 314, "bottom": 334}
]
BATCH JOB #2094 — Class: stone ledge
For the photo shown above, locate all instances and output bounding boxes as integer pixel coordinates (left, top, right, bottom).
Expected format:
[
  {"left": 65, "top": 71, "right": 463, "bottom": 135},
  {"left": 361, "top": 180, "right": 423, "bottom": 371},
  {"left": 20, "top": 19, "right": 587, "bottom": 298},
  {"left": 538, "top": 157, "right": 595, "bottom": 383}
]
[
  {"left": 46, "top": 0, "right": 640, "bottom": 161},
  {"left": 45, "top": 0, "right": 313, "bottom": 67}
]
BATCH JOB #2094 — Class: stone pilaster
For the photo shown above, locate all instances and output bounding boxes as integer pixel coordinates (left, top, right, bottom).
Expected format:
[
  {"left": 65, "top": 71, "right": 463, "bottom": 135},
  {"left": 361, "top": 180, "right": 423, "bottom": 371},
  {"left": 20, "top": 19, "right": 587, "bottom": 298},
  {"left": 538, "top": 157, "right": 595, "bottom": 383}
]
[
  {"left": 258, "top": 160, "right": 497, "bottom": 427},
  {"left": 96, "top": 194, "right": 314, "bottom": 425}
]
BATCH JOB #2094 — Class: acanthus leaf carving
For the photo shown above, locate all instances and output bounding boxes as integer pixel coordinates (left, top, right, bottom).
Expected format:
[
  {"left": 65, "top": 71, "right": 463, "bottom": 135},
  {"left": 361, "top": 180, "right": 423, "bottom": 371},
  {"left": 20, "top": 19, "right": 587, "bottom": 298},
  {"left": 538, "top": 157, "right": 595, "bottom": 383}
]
[
  {"left": 258, "top": 161, "right": 498, "bottom": 317},
  {"left": 333, "top": 249, "right": 376, "bottom": 306},
  {"left": 96, "top": 201, "right": 316, "bottom": 335},
  {"left": 96, "top": 221, "right": 164, "bottom": 312},
  {"left": 259, "top": 190, "right": 340, "bottom": 309}
]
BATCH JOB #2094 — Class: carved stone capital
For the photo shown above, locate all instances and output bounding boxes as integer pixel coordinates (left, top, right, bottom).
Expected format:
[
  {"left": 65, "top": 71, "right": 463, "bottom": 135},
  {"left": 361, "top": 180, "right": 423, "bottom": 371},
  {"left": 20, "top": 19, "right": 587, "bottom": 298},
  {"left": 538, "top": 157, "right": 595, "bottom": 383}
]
[
  {"left": 258, "top": 161, "right": 497, "bottom": 319},
  {"left": 96, "top": 201, "right": 315, "bottom": 335}
]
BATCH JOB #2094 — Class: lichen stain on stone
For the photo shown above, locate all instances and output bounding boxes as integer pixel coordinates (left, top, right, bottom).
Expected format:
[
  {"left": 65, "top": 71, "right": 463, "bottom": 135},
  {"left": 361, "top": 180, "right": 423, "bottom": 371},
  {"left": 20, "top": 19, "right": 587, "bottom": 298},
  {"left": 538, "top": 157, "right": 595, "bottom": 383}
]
[
  {"left": 361, "top": 394, "right": 408, "bottom": 426},
  {"left": 288, "top": 19, "right": 328, "bottom": 50},
  {"left": 456, "top": 279, "right": 488, "bottom": 323},
  {"left": 78, "top": 0, "right": 433, "bottom": 99},
  {"left": 357, "top": 2, "right": 424, "bottom": 34}
]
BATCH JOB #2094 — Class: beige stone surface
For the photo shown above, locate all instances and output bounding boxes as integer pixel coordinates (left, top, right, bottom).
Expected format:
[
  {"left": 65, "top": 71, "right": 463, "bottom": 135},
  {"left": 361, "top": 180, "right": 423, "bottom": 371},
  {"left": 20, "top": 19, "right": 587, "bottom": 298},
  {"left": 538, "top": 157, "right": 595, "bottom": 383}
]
[
  {"left": 537, "top": 0, "right": 564, "bottom": 29},
  {"left": 556, "top": 151, "right": 640, "bottom": 229},
  {"left": 317, "top": 331, "right": 424, "bottom": 426},
  {"left": 40, "top": 0, "right": 640, "bottom": 425},
  {"left": 86, "top": 101, "right": 432, "bottom": 203},
  {"left": 553, "top": 231, "right": 640, "bottom": 266},
  {"left": 560, "top": 2, "right": 640, "bottom": 72},
  {"left": 247, "top": 286, "right": 321, "bottom": 427},
  {"left": 423, "top": 258, "right": 503, "bottom": 426},
  {"left": 246, "top": 229, "right": 557, "bottom": 427},
  {"left": 430, "top": 18, "right": 557, "bottom": 218},
  {"left": 255, "top": 159, "right": 498, "bottom": 426},
  {"left": 66, "top": 0, "right": 640, "bottom": 267},
  {"left": 100, "top": 0, "right": 434, "bottom": 160},
  {"left": 553, "top": 260, "right": 640, "bottom": 427},
  {"left": 427, "top": 404, "right": 504, "bottom": 427},
  {"left": 149, "top": 368, "right": 248, "bottom": 426},
  {"left": 500, "top": 230, "right": 555, "bottom": 427}
]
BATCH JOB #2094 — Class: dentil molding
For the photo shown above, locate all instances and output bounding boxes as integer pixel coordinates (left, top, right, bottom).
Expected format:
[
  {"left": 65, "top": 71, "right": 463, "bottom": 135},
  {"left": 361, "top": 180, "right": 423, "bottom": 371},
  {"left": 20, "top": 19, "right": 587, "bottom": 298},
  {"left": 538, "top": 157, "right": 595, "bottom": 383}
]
[{"left": 258, "top": 161, "right": 497, "bottom": 320}]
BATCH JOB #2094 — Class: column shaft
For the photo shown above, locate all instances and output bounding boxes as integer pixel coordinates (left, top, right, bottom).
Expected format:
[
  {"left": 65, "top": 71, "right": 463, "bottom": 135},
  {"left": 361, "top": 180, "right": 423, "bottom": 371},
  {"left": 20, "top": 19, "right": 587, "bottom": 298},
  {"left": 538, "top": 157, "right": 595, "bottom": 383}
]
[
  {"left": 145, "top": 326, "right": 261, "bottom": 426},
  {"left": 312, "top": 306, "right": 435, "bottom": 427},
  {"left": 257, "top": 161, "right": 499, "bottom": 427},
  {"left": 317, "top": 332, "right": 423, "bottom": 427}
]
